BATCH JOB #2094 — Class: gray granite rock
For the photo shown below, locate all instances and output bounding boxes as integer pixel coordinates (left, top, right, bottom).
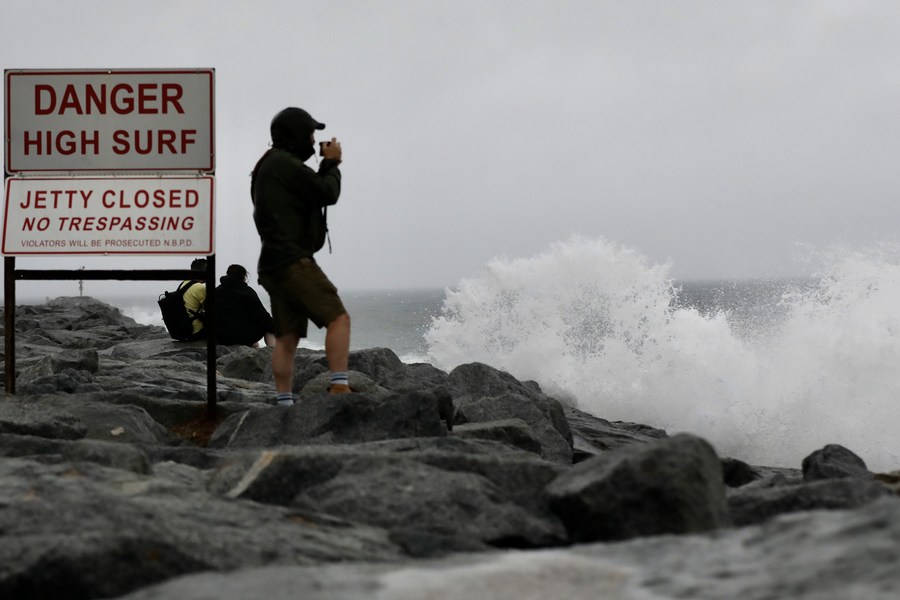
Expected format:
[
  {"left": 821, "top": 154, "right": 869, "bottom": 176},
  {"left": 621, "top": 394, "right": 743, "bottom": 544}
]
[
  {"left": 728, "top": 475, "right": 892, "bottom": 527},
  {"left": 802, "top": 443, "right": 874, "bottom": 482},
  {"left": 208, "top": 389, "right": 451, "bottom": 449},
  {"left": 207, "top": 440, "right": 566, "bottom": 555},
  {"left": 111, "top": 497, "right": 900, "bottom": 600},
  {"left": 2, "top": 297, "right": 899, "bottom": 600},
  {"left": 0, "top": 455, "right": 403, "bottom": 600},
  {"left": 452, "top": 418, "right": 543, "bottom": 455},
  {"left": 545, "top": 433, "right": 731, "bottom": 541},
  {"left": 564, "top": 404, "right": 668, "bottom": 459},
  {"left": 449, "top": 362, "right": 573, "bottom": 464}
]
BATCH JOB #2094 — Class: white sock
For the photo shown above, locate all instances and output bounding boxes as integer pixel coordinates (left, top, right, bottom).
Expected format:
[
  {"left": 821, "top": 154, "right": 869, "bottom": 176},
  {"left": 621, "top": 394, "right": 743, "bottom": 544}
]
[{"left": 330, "top": 372, "right": 349, "bottom": 387}]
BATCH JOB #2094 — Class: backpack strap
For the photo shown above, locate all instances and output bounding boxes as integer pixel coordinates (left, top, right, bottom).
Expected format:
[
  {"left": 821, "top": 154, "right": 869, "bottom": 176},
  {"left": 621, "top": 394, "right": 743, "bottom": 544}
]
[{"left": 324, "top": 206, "right": 332, "bottom": 253}]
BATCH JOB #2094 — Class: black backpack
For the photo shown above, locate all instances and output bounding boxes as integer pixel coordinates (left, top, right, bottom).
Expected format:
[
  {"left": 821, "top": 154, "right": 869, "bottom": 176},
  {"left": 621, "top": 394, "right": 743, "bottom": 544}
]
[{"left": 158, "top": 281, "right": 203, "bottom": 341}]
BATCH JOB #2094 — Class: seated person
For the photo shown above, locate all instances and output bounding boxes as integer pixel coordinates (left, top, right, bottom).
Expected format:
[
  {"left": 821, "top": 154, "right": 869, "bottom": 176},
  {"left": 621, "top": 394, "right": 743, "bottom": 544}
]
[
  {"left": 214, "top": 264, "right": 276, "bottom": 347},
  {"left": 182, "top": 257, "right": 208, "bottom": 341}
]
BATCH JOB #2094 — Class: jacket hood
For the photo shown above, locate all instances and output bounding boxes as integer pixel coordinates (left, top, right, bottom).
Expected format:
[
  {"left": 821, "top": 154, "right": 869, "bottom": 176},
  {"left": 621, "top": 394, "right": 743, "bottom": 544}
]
[{"left": 219, "top": 274, "right": 246, "bottom": 286}]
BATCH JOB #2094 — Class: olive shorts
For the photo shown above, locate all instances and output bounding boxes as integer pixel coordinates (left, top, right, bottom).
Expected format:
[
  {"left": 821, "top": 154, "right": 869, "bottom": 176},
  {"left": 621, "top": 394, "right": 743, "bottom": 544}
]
[{"left": 259, "top": 258, "right": 346, "bottom": 338}]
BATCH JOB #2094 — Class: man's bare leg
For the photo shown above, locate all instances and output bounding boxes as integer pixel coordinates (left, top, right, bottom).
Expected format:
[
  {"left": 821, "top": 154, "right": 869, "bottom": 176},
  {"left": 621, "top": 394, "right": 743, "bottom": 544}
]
[
  {"left": 325, "top": 312, "right": 350, "bottom": 372},
  {"left": 272, "top": 332, "right": 301, "bottom": 394},
  {"left": 325, "top": 312, "right": 351, "bottom": 392}
]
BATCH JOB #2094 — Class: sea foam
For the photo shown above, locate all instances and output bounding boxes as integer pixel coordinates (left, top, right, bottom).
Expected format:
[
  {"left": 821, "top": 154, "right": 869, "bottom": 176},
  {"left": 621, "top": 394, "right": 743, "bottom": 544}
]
[{"left": 425, "top": 236, "right": 900, "bottom": 471}]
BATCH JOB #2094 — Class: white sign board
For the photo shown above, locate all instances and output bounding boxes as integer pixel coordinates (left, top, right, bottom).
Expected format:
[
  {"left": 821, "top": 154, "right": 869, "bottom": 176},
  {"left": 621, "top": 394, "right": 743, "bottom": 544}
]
[
  {"left": 2, "top": 176, "right": 214, "bottom": 255},
  {"left": 5, "top": 69, "right": 214, "bottom": 173}
]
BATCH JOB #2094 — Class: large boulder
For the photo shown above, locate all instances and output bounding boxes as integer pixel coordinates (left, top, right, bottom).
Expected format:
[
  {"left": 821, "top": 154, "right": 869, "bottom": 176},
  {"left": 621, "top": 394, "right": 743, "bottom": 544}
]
[
  {"left": 449, "top": 363, "right": 573, "bottom": 464},
  {"left": 347, "top": 347, "right": 449, "bottom": 392},
  {"left": 728, "top": 444, "right": 890, "bottom": 526},
  {"left": 0, "top": 433, "right": 152, "bottom": 474},
  {"left": 0, "top": 455, "right": 402, "bottom": 600},
  {"left": 0, "top": 395, "right": 182, "bottom": 445},
  {"left": 95, "top": 497, "right": 900, "bottom": 600},
  {"left": 452, "top": 418, "right": 543, "bottom": 455},
  {"left": 208, "top": 439, "right": 567, "bottom": 555},
  {"left": 545, "top": 433, "right": 730, "bottom": 542},
  {"left": 0, "top": 399, "right": 88, "bottom": 440},
  {"left": 803, "top": 444, "right": 874, "bottom": 482},
  {"left": 728, "top": 476, "right": 892, "bottom": 527},
  {"left": 564, "top": 405, "right": 668, "bottom": 460}
]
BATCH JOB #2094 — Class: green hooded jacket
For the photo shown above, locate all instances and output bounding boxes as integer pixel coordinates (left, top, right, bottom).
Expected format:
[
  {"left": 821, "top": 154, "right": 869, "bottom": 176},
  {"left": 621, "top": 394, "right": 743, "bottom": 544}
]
[{"left": 251, "top": 148, "right": 341, "bottom": 273}]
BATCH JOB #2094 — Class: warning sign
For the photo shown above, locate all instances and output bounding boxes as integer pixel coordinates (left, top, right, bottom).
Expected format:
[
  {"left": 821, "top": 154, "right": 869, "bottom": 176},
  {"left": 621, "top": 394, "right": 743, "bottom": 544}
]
[
  {"left": 4, "top": 69, "right": 214, "bottom": 173},
  {"left": 2, "top": 176, "right": 214, "bottom": 255}
]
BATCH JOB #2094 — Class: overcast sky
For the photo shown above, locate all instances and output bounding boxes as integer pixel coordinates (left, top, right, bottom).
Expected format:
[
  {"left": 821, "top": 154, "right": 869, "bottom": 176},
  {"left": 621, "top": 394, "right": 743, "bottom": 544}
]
[{"left": 4, "top": 0, "right": 900, "bottom": 297}]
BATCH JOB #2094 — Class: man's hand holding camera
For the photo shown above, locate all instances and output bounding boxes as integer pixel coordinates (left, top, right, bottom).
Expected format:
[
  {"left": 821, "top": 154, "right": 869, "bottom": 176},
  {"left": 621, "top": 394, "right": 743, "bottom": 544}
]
[{"left": 319, "top": 137, "right": 342, "bottom": 164}]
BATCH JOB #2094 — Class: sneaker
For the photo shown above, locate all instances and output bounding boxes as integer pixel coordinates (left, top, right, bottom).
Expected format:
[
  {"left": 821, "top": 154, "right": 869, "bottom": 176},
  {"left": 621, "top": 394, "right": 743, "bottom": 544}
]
[{"left": 328, "top": 383, "right": 352, "bottom": 395}]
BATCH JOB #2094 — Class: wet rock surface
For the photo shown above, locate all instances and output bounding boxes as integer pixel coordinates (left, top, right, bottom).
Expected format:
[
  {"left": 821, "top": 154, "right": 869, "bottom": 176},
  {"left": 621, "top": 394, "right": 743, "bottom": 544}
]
[{"left": 1, "top": 296, "right": 898, "bottom": 599}]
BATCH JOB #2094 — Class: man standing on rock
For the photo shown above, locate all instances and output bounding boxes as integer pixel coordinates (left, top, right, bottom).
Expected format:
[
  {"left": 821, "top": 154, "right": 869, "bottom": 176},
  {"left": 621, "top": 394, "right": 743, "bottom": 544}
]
[{"left": 251, "top": 107, "right": 351, "bottom": 406}]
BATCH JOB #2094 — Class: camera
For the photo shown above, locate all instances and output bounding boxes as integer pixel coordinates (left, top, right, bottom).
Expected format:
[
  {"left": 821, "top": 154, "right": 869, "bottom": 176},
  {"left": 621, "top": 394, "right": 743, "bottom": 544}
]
[{"left": 318, "top": 141, "right": 331, "bottom": 156}]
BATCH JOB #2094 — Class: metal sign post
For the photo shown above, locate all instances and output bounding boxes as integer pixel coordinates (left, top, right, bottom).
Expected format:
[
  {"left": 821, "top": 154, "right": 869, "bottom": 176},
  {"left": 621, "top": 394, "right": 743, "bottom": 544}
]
[{"left": 3, "top": 257, "right": 217, "bottom": 413}]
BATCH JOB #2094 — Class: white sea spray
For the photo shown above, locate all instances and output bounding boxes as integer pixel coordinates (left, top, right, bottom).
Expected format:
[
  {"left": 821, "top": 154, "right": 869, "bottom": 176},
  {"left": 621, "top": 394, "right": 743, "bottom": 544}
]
[{"left": 425, "top": 235, "right": 900, "bottom": 471}]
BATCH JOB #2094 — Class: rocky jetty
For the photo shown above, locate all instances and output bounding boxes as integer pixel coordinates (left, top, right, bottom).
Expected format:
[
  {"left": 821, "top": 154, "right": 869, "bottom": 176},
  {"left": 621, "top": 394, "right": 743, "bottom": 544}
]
[{"left": 2, "top": 296, "right": 899, "bottom": 599}]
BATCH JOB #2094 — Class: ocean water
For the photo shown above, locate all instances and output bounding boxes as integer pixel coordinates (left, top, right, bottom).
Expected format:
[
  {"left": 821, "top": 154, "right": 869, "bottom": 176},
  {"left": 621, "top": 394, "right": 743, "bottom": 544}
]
[
  {"left": 24, "top": 235, "right": 900, "bottom": 472},
  {"left": 113, "top": 287, "right": 443, "bottom": 364}
]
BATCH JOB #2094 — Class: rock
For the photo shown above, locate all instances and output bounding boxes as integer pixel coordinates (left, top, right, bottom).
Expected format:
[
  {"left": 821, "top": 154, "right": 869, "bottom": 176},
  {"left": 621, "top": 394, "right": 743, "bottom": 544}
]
[
  {"left": 449, "top": 363, "right": 572, "bottom": 445},
  {"left": 105, "top": 337, "right": 194, "bottom": 360},
  {"left": 16, "top": 368, "right": 98, "bottom": 395},
  {"left": 545, "top": 433, "right": 730, "bottom": 542},
  {"left": 0, "top": 432, "right": 152, "bottom": 473},
  {"left": 802, "top": 443, "right": 874, "bottom": 481},
  {"left": 19, "top": 348, "right": 100, "bottom": 377},
  {"left": 103, "top": 497, "right": 900, "bottom": 600},
  {"left": 208, "top": 440, "right": 567, "bottom": 556},
  {"left": 449, "top": 363, "right": 573, "bottom": 464},
  {"left": 292, "top": 348, "right": 451, "bottom": 400},
  {"left": 293, "top": 456, "right": 562, "bottom": 552},
  {"left": 0, "top": 456, "right": 402, "bottom": 599},
  {"left": 728, "top": 477, "right": 892, "bottom": 527},
  {"left": 299, "top": 369, "right": 393, "bottom": 399},
  {"left": 0, "top": 400, "right": 88, "bottom": 440},
  {"left": 453, "top": 418, "right": 543, "bottom": 455},
  {"left": 13, "top": 348, "right": 101, "bottom": 394},
  {"left": 727, "top": 444, "right": 890, "bottom": 527},
  {"left": 564, "top": 405, "right": 668, "bottom": 461},
  {"left": 208, "top": 389, "right": 450, "bottom": 449},
  {"left": 216, "top": 345, "right": 273, "bottom": 382},
  {"left": 874, "top": 470, "right": 900, "bottom": 495},
  {"left": 1, "top": 394, "right": 182, "bottom": 445},
  {"left": 721, "top": 456, "right": 763, "bottom": 488},
  {"left": 2, "top": 296, "right": 899, "bottom": 599},
  {"left": 455, "top": 392, "right": 572, "bottom": 465},
  {"left": 348, "top": 347, "right": 449, "bottom": 392}
]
